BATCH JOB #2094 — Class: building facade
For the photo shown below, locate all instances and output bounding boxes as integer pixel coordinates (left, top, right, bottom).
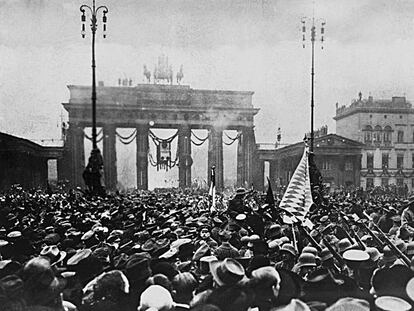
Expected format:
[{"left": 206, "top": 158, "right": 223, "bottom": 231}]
[
  {"left": 256, "top": 134, "right": 363, "bottom": 192},
  {"left": 0, "top": 132, "right": 63, "bottom": 190},
  {"left": 335, "top": 94, "right": 414, "bottom": 191}
]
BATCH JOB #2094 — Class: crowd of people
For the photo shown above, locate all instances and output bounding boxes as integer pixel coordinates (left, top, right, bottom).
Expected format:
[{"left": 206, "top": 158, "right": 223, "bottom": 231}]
[{"left": 1, "top": 185, "right": 414, "bottom": 310}]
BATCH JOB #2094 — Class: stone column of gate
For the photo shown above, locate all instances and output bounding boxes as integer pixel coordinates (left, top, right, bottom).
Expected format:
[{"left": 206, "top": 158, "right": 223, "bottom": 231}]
[
  {"left": 208, "top": 127, "right": 224, "bottom": 190},
  {"left": 238, "top": 127, "right": 256, "bottom": 188},
  {"left": 103, "top": 125, "right": 117, "bottom": 190},
  {"left": 236, "top": 128, "right": 245, "bottom": 187},
  {"left": 67, "top": 124, "right": 85, "bottom": 187},
  {"left": 136, "top": 124, "right": 149, "bottom": 190},
  {"left": 178, "top": 125, "right": 192, "bottom": 188},
  {"left": 269, "top": 160, "right": 277, "bottom": 185}
]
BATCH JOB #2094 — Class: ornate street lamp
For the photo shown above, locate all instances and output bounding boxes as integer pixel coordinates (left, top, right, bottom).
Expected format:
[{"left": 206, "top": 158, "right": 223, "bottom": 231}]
[
  {"left": 80, "top": 0, "right": 108, "bottom": 196},
  {"left": 302, "top": 16, "right": 325, "bottom": 153}
]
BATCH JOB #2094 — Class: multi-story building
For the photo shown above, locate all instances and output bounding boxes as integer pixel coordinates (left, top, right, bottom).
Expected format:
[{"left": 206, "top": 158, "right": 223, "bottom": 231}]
[{"left": 334, "top": 93, "right": 414, "bottom": 191}]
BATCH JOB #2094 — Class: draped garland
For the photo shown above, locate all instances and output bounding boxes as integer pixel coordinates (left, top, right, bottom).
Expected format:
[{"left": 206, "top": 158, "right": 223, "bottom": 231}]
[
  {"left": 116, "top": 129, "right": 137, "bottom": 145},
  {"left": 191, "top": 130, "right": 209, "bottom": 146},
  {"left": 223, "top": 131, "right": 241, "bottom": 146},
  {"left": 84, "top": 128, "right": 104, "bottom": 143}
]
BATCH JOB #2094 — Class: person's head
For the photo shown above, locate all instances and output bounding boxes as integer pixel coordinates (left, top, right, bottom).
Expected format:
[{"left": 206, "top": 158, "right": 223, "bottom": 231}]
[
  {"left": 295, "top": 253, "right": 317, "bottom": 277},
  {"left": 207, "top": 285, "right": 253, "bottom": 311},
  {"left": 200, "top": 228, "right": 210, "bottom": 240},
  {"left": 0, "top": 274, "right": 26, "bottom": 311},
  {"left": 20, "top": 256, "right": 66, "bottom": 307},
  {"left": 172, "top": 272, "right": 198, "bottom": 304},
  {"left": 249, "top": 266, "right": 281, "bottom": 304},
  {"left": 279, "top": 244, "right": 296, "bottom": 262},
  {"left": 209, "top": 258, "right": 246, "bottom": 288},
  {"left": 146, "top": 273, "right": 173, "bottom": 292},
  {"left": 139, "top": 285, "right": 174, "bottom": 311}
]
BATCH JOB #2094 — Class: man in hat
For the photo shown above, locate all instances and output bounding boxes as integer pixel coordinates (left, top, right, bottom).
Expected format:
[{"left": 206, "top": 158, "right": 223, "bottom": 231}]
[
  {"left": 275, "top": 243, "right": 296, "bottom": 271},
  {"left": 195, "top": 226, "right": 218, "bottom": 249},
  {"left": 402, "top": 198, "right": 414, "bottom": 236},
  {"left": 378, "top": 206, "right": 397, "bottom": 233},
  {"left": 214, "top": 230, "right": 240, "bottom": 260},
  {"left": 227, "top": 188, "right": 248, "bottom": 218}
]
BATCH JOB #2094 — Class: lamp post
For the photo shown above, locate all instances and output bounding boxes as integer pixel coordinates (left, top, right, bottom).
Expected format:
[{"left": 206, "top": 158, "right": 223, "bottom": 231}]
[
  {"left": 302, "top": 17, "right": 325, "bottom": 153},
  {"left": 80, "top": 0, "right": 108, "bottom": 196}
]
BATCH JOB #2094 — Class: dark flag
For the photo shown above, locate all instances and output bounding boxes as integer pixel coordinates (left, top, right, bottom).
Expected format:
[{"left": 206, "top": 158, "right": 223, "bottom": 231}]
[{"left": 266, "top": 177, "right": 275, "bottom": 207}]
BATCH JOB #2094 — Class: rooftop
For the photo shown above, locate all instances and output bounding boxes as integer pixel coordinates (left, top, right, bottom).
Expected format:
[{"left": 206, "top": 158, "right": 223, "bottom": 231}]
[{"left": 334, "top": 94, "right": 413, "bottom": 120}]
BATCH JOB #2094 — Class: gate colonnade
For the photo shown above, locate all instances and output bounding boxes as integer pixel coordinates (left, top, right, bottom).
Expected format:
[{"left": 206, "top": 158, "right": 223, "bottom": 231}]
[{"left": 61, "top": 84, "right": 260, "bottom": 190}]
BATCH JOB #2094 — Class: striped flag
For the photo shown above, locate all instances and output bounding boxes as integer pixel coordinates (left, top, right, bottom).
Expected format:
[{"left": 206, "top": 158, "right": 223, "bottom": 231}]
[
  {"left": 208, "top": 166, "right": 216, "bottom": 210},
  {"left": 279, "top": 146, "right": 314, "bottom": 228}
]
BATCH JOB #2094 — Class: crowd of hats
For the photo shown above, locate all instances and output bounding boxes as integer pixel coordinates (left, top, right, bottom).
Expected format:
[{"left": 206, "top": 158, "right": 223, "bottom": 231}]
[{"left": 2, "top": 187, "right": 414, "bottom": 310}]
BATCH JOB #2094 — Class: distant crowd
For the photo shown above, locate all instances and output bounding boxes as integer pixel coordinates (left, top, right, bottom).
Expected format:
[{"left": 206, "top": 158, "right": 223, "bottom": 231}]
[{"left": 1, "top": 185, "right": 414, "bottom": 310}]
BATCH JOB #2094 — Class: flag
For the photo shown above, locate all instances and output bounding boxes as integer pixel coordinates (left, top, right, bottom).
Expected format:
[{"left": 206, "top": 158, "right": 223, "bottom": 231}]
[
  {"left": 208, "top": 166, "right": 216, "bottom": 210},
  {"left": 265, "top": 177, "right": 275, "bottom": 206},
  {"left": 279, "top": 146, "right": 314, "bottom": 228}
]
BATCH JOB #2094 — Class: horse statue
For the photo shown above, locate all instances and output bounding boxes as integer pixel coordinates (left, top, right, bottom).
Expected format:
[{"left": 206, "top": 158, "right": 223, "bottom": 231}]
[
  {"left": 176, "top": 65, "right": 184, "bottom": 85},
  {"left": 143, "top": 65, "right": 151, "bottom": 83}
]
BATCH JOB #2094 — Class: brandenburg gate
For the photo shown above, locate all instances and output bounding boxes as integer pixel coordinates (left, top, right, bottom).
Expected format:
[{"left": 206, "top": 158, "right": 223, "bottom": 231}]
[{"left": 61, "top": 84, "right": 260, "bottom": 190}]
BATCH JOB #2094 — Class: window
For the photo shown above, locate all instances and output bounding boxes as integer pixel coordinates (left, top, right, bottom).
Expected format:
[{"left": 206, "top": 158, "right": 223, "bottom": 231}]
[
  {"left": 364, "top": 125, "right": 372, "bottom": 143},
  {"left": 374, "top": 125, "right": 382, "bottom": 143},
  {"left": 367, "top": 154, "right": 374, "bottom": 169},
  {"left": 383, "top": 126, "right": 392, "bottom": 143},
  {"left": 322, "top": 160, "right": 332, "bottom": 170},
  {"left": 412, "top": 178, "right": 414, "bottom": 188},
  {"left": 366, "top": 178, "right": 374, "bottom": 189},
  {"left": 397, "top": 154, "right": 404, "bottom": 169},
  {"left": 397, "top": 130, "right": 404, "bottom": 143},
  {"left": 345, "top": 160, "right": 353, "bottom": 171},
  {"left": 381, "top": 178, "right": 389, "bottom": 187},
  {"left": 397, "top": 178, "right": 404, "bottom": 187},
  {"left": 384, "top": 115, "right": 387, "bottom": 119},
  {"left": 412, "top": 154, "right": 414, "bottom": 169},
  {"left": 382, "top": 154, "right": 389, "bottom": 169}
]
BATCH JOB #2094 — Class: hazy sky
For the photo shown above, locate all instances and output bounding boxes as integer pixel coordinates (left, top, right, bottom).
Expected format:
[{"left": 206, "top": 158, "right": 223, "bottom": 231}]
[{"left": 1, "top": 0, "right": 414, "bottom": 187}]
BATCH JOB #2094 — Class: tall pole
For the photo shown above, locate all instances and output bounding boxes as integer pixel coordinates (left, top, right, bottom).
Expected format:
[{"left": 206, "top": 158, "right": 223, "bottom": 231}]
[
  {"left": 302, "top": 16, "right": 325, "bottom": 154},
  {"left": 80, "top": 0, "right": 108, "bottom": 196},
  {"left": 310, "top": 19, "right": 315, "bottom": 153},
  {"left": 91, "top": 3, "right": 97, "bottom": 150}
]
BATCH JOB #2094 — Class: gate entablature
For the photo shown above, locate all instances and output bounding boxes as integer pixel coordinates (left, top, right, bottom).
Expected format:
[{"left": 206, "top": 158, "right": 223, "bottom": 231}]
[
  {"left": 62, "top": 84, "right": 259, "bottom": 190},
  {"left": 64, "top": 84, "right": 258, "bottom": 129}
]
